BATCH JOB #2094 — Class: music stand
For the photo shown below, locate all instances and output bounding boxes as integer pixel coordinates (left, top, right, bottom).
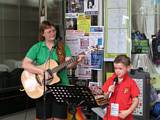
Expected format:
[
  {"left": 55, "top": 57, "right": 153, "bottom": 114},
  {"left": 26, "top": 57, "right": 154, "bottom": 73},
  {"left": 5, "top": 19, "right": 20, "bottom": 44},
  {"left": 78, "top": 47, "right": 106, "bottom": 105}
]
[{"left": 47, "top": 85, "right": 98, "bottom": 120}]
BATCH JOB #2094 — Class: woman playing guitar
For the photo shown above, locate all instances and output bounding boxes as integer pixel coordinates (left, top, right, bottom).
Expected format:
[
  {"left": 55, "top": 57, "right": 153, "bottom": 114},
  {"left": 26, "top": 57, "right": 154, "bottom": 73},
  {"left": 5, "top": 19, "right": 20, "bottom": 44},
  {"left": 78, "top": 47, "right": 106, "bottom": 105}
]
[{"left": 21, "top": 20, "right": 84, "bottom": 120}]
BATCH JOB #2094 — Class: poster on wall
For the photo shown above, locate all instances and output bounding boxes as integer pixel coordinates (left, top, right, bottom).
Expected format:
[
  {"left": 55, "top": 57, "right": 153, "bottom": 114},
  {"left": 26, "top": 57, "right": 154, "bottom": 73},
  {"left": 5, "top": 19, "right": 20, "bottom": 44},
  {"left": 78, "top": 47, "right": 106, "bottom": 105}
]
[
  {"left": 84, "top": 0, "right": 99, "bottom": 15},
  {"left": 65, "top": 30, "right": 84, "bottom": 56},
  {"left": 65, "top": 0, "right": 102, "bottom": 80},
  {"left": 66, "top": 18, "right": 77, "bottom": 30},
  {"left": 107, "top": 29, "right": 128, "bottom": 53},
  {"left": 108, "top": 9, "right": 128, "bottom": 29},
  {"left": 66, "top": 37, "right": 80, "bottom": 56},
  {"left": 65, "top": 13, "right": 79, "bottom": 30},
  {"left": 107, "top": 0, "right": 128, "bottom": 8},
  {"left": 104, "top": 0, "right": 131, "bottom": 61},
  {"left": 80, "top": 36, "right": 90, "bottom": 49},
  {"left": 77, "top": 65, "right": 92, "bottom": 79},
  {"left": 91, "top": 50, "right": 104, "bottom": 69},
  {"left": 90, "top": 26, "right": 104, "bottom": 32},
  {"left": 66, "top": 0, "right": 84, "bottom": 13},
  {"left": 77, "top": 15, "right": 91, "bottom": 33},
  {"left": 91, "top": 15, "right": 98, "bottom": 26},
  {"left": 89, "top": 26, "right": 104, "bottom": 49}
]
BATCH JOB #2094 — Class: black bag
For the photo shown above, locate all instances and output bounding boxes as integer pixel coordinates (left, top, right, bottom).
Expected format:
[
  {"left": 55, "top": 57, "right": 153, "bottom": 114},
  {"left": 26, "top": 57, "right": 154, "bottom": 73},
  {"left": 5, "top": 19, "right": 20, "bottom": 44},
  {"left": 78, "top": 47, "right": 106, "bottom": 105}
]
[{"left": 151, "top": 35, "right": 160, "bottom": 65}]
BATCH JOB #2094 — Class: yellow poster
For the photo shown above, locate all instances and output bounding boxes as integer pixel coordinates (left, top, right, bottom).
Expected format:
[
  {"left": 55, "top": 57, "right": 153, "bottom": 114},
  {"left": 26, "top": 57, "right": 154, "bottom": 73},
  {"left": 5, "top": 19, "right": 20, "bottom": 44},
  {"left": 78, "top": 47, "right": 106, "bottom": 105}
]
[{"left": 77, "top": 15, "right": 91, "bottom": 33}]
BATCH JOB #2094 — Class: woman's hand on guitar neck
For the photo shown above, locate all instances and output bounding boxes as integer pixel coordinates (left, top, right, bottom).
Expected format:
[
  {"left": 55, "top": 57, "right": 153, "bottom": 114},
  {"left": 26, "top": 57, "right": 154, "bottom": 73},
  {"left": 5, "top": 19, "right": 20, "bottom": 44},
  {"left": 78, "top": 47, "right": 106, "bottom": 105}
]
[
  {"left": 66, "top": 54, "right": 85, "bottom": 69},
  {"left": 77, "top": 54, "right": 85, "bottom": 63}
]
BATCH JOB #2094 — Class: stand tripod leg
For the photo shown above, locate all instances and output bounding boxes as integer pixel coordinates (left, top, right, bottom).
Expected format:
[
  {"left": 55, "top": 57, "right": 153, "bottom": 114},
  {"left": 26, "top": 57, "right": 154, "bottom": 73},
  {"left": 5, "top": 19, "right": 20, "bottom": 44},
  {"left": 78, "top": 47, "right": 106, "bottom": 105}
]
[
  {"left": 68, "top": 103, "right": 77, "bottom": 120},
  {"left": 72, "top": 110, "right": 77, "bottom": 120}
]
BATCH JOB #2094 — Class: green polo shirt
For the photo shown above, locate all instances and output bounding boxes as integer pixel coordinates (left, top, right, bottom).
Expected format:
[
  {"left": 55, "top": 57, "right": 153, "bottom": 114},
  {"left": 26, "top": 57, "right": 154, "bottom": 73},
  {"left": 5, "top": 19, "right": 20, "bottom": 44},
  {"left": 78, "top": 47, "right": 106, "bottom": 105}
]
[{"left": 26, "top": 41, "right": 72, "bottom": 85}]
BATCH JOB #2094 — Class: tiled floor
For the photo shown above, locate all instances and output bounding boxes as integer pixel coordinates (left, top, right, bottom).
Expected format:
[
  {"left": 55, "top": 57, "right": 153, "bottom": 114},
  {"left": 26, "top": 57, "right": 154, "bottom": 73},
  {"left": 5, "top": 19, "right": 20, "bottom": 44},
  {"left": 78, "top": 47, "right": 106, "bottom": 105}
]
[{"left": 0, "top": 108, "right": 36, "bottom": 120}]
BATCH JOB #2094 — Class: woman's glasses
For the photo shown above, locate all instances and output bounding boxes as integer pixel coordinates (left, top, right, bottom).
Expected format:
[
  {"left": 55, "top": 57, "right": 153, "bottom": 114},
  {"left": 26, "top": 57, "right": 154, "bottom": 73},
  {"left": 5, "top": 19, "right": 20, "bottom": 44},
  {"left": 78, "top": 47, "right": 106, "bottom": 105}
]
[{"left": 45, "top": 29, "right": 56, "bottom": 34}]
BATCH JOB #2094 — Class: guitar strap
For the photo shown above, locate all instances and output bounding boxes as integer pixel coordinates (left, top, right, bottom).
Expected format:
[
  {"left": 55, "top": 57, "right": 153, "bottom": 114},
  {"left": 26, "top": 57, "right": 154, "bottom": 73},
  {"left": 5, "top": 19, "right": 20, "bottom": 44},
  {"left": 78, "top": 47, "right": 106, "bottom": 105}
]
[{"left": 56, "top": 39, "right": 66, "bottom": 64}]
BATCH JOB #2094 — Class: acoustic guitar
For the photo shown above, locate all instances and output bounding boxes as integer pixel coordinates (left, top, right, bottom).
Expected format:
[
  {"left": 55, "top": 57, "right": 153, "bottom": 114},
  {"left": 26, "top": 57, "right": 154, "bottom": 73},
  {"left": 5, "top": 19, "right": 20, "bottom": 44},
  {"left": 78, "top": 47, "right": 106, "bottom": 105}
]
[{"left": 21, "top": 46, "right": 97, "bottom": 99}]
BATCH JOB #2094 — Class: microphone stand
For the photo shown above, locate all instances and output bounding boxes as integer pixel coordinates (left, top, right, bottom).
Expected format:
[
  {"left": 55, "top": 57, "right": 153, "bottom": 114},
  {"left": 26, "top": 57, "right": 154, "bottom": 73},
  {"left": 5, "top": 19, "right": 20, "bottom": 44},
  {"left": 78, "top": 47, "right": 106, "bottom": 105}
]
[
  {"left": 43, "top": 72, "right": 46, "bottom": 120},
  {"left": 43, "top": 46, "right": 54, "bottom": 120}
]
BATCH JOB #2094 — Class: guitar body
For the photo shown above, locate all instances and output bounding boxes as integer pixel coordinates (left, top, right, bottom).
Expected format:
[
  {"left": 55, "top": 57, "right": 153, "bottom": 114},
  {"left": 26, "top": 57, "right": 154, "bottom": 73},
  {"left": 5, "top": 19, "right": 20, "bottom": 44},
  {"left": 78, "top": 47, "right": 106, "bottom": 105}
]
[
  {"left": 21, "top": 46, "right": 97, "bottom": 99},
  {"left": 21, "top": 59, "right": 60, "bottom": 99}
]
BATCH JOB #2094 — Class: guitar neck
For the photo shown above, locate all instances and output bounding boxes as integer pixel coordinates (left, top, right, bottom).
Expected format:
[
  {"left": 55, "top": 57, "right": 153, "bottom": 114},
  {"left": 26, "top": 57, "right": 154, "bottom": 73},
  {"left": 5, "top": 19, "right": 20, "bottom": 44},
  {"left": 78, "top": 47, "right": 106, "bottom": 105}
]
[
  {"left": 50, "top": 48, "right": 95, "bottom": 73},
  {"left": 51, "top": 57, "right": 76, "bottom": 73}
]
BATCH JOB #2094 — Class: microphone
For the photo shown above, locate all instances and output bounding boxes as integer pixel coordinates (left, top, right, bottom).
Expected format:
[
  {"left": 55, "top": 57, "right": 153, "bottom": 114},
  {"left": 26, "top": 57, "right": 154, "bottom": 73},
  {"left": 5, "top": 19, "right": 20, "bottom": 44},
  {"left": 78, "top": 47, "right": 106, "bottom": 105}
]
[{"left": 107, "top": 77, "right": 118, "bottom": 101}]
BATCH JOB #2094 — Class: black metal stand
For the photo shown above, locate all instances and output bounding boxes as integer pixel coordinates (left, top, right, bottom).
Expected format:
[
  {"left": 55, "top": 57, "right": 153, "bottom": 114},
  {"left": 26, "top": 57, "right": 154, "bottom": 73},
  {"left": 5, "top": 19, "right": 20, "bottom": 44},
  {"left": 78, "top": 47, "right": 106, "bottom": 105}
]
[
  {"left": 47, "top": 85, "right": 98, "bottom": 120},
  {"left": 42, "top": 47, "right": 54, "bottom": 120},
  {"left": 43, "top": 72, "right": 46, "bottom": 120}
]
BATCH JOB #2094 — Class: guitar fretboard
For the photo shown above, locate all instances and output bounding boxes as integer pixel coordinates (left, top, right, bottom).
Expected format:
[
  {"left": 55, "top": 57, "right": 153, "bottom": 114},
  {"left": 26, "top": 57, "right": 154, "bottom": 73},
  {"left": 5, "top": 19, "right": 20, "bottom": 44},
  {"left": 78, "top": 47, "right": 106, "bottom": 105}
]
[
  {"left": 50, "top": 47, "right": 96, "bottom": 74},
  {"left": 51, "top": 57, "right": 76, "bottom": 73}
]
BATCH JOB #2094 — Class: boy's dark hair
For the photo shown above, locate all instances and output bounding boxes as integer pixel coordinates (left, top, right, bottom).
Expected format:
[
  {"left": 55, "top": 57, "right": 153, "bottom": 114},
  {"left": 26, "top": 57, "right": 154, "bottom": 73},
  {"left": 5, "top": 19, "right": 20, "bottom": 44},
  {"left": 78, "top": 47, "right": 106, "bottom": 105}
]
[{"left": 114, "top": 54, "right": 131, "bottom": 66}]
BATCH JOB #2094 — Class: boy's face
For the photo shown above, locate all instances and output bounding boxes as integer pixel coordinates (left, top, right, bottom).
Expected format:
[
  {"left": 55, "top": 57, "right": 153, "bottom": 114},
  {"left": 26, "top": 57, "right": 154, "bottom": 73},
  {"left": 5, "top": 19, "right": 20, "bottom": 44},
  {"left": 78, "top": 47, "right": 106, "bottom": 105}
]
[{"left": 114, "top": 63, "right": 129, "bottom": 79}]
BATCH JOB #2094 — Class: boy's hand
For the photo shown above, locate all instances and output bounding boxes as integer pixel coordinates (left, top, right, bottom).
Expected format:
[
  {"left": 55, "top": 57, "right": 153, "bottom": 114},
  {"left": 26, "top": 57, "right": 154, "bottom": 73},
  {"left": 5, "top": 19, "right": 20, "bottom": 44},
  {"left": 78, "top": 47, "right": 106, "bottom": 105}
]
[{"left": 119, "top": 110, "right": 130, "bottom": 119}]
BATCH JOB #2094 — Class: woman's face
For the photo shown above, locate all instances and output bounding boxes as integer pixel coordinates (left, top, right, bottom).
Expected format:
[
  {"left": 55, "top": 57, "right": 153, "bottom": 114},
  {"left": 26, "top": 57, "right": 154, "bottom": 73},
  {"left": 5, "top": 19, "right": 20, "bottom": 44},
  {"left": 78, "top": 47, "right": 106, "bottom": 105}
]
[
  {"left": 114, "top": 63, "right": 129, "bottom": 79},
  {"left": 43, "top": 26, "right": 56, "bottom": 41}
]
